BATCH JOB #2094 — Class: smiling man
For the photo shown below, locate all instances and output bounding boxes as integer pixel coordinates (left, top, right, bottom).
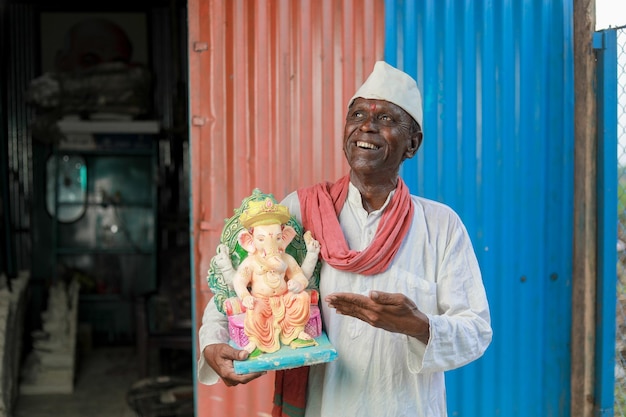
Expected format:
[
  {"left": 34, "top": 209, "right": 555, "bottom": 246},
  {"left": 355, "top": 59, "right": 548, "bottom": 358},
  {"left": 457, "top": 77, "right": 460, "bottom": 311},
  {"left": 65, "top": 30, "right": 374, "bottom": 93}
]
[{"left": 198, "top": 61, "right": 492, "bottom": 417}]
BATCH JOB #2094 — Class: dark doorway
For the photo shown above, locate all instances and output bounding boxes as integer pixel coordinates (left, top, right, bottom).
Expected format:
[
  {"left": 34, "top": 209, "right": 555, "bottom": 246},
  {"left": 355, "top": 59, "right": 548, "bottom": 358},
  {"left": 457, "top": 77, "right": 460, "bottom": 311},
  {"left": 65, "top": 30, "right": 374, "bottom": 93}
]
[{"left": 2, "top": 1, "right": 193, "bottom": 415}]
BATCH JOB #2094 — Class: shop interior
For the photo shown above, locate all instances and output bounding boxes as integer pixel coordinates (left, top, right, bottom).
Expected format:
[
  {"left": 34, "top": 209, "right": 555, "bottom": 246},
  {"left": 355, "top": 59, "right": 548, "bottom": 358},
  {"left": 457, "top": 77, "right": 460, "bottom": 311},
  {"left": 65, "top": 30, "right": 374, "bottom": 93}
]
[{"left": 1, "top": 1, "right": 194, "bottom": 415}]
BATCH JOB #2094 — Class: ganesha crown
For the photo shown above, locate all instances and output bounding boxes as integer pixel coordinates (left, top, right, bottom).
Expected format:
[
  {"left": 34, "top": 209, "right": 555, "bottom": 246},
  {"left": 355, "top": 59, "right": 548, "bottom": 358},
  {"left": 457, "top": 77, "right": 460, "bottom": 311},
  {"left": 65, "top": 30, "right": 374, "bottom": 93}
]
[{"left": 240, "top": 197, "right": 291, "bottom": 229}]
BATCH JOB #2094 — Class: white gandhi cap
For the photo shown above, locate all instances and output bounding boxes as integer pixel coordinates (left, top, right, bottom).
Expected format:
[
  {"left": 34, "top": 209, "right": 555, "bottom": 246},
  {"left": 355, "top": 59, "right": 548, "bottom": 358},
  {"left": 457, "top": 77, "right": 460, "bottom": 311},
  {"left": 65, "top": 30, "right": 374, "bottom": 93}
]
[{"left": 349, "top": 61, "right": 423, "bottom": 129}]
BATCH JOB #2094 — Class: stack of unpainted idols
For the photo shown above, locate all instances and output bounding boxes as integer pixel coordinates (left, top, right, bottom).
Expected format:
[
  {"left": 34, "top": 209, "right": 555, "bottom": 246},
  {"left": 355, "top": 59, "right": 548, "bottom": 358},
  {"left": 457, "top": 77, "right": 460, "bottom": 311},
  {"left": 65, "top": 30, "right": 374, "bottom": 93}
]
[
  {"left": 0, "top": 271, "right": 29, "bottom": 417},
  {"left": 20, "top": 278, "right": 79, "bottom": 396}
]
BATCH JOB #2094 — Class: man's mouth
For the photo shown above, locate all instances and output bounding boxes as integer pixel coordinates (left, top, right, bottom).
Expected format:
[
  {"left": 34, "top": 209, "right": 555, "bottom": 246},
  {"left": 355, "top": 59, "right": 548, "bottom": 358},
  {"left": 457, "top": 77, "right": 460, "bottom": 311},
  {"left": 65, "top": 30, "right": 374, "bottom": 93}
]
[{"left": 356, "top": 141, "right": 380, "bottom": 150}]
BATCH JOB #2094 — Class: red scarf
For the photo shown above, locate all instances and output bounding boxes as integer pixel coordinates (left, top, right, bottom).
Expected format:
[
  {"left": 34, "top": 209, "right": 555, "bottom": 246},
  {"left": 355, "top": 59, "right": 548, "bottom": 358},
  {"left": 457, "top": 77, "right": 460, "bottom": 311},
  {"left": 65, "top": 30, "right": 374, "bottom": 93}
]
[
  {"left": 272, "top": 175, "right": 414, "bottom": 417},
  {"left": 297, "top": 175, "right": 414, "bottom": 274}
]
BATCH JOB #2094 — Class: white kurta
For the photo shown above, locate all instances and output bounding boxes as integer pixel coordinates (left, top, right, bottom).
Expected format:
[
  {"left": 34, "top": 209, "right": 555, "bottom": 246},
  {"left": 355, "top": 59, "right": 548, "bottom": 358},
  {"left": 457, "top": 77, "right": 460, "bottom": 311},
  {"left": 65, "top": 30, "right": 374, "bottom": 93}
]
[{"left": 198, "top": 183, "right": 492, "bottom": 417}]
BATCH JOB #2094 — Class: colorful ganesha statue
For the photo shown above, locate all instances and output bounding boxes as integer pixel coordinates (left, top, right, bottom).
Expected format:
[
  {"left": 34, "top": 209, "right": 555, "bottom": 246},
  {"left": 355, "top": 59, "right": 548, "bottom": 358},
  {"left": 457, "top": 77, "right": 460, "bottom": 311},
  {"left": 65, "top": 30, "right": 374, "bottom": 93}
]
[{"left": 208, "top": 191, "right": 322, "bottom": 358}]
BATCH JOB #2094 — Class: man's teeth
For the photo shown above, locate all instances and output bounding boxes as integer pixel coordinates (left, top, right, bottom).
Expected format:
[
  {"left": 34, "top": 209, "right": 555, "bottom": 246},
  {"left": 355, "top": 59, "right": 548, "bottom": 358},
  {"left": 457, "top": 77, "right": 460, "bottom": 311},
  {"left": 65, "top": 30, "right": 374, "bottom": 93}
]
[{"left": 356, "top": 141, "right": 379, "bottom": 150}]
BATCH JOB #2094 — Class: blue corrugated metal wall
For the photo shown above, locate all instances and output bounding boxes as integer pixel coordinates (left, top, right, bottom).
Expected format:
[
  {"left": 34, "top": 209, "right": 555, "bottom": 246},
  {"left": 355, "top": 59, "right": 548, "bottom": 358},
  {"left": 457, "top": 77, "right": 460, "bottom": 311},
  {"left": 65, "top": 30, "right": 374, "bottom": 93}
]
[{"left": 385, "top": 1, "right": 575, "bottom": 416}]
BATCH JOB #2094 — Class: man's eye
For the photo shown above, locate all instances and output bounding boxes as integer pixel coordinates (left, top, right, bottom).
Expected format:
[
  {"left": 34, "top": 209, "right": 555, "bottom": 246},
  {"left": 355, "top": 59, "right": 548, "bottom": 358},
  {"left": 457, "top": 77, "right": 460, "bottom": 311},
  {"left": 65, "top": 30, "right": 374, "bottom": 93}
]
[
  {"left": 379, "top": 114, "right": 392, "bottom": 122},
  {"left": 353, "top": 111, "right": 364, "bottom": 118}
]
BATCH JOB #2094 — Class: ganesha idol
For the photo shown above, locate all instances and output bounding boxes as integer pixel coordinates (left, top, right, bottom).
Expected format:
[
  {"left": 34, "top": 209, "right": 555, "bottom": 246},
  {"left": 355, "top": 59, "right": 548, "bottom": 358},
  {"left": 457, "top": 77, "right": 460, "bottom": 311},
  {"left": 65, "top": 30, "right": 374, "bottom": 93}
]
[{"left": 207, "top": 190, "right": 335, "bottom": 372}]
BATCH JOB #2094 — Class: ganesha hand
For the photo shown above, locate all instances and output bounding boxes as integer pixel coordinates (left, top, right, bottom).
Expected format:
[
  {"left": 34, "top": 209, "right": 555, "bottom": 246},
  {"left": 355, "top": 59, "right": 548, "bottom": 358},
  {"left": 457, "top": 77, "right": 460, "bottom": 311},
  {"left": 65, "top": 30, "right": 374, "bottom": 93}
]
[
  {"left": 287, "top": 279, "right": 306, "bottom": 294},
  {"left": 215, "top": 244, "right": 234, "bottom": 273},
  {"left": 303, "top": 231, "right": 321, "bottom": 256},
  {"left": 301, "top": 231, "right": 320, "bottom": 279},
  {"left": 242, "top": 295, "right": 255, "bottom": 309}
]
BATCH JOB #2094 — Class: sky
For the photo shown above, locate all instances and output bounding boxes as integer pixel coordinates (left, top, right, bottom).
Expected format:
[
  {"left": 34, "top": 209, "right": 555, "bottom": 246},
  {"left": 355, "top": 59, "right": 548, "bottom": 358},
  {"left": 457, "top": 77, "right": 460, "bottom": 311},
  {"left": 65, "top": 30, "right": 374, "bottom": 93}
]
[{"left": 596, "top": 0, "right": 626, "bottom": 30}]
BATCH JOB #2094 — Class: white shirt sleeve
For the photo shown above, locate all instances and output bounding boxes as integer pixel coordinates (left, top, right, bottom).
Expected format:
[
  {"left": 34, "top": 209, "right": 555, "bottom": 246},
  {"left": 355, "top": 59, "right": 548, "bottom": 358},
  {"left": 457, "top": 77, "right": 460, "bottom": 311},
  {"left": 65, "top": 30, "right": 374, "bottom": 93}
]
[
  {"left": 406, "top": 209, "right": 492, "bottom": 374},
  {"left": 280, "top": 191, "right": 302, "bottom": 222},
  {"left": 197, "top": 299, "right": 230, "bottom": 385}
]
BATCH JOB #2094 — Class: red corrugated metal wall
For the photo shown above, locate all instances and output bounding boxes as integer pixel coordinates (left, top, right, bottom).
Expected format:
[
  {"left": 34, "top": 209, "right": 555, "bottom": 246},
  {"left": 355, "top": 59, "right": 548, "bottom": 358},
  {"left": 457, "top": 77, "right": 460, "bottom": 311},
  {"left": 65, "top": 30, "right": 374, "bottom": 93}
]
[{"left": 188, "top": 0, "right": 385, "bottom": 415}]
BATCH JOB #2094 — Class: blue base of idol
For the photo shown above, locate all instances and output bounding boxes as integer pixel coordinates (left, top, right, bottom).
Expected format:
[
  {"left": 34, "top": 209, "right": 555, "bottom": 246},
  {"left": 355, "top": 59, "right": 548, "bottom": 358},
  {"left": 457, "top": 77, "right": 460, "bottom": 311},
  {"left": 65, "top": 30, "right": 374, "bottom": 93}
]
[{"left": 232, "top": 331, "right": 337, "bottom": 375}]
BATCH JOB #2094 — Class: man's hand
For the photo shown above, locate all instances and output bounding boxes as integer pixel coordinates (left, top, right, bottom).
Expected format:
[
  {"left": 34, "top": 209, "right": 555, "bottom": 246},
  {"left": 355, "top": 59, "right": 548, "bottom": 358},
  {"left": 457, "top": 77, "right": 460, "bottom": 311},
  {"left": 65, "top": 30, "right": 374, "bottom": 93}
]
[
  {"left": 325, "top": 291, "right": 430, "bottom": 344},
  {"left": 203, "top": 343, "right": 266, "bottom": 386}
]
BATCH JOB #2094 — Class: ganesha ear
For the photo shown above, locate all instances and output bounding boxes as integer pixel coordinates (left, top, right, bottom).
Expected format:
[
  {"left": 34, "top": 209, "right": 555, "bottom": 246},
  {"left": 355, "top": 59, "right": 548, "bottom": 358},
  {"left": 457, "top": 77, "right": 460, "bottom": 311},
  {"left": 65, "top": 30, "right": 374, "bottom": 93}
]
[
  {"left": 238, "top": 230, "right": 256, "bottom": 253},
  {"left": 281, "top": 225, "right": 297, "bottom": 246}
]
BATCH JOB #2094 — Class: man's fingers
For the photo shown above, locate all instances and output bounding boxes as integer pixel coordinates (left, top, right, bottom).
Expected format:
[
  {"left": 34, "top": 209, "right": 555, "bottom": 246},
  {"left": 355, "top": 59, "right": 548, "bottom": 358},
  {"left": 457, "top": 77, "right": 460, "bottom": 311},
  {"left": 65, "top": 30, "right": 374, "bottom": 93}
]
[
  {"left": 325, "top": 293, "right": 373, "bottom": 319},
  {"left": 369, "top": 290, "right": 401, "bottom": 305},
  {"left": 234, "top": 371, "right": 267, "bottom": 385},
  {"left": 228, "top": 348, "right": 249, "bottom": 361},
  {"left": 223, "top": 369, "right": 266, "bottom": 386},
  {"left": 326, "top": 292, "right": 369, "bottom": 306},
  {"left": 327, "top": 291, "right": 398, "bottom": 309},
  {"left": 212, "top": 343, "right": 248, "bottom": 361},
  {"left": 204, "top": 344, "right": 266, "bottom": 386}
]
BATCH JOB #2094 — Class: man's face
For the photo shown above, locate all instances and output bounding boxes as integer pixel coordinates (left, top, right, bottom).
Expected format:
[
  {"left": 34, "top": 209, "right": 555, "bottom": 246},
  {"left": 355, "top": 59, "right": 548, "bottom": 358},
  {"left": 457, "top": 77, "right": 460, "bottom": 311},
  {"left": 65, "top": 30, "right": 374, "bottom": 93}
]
[{"left": 343, "top": 98, "right": 421, "bottom": 177}]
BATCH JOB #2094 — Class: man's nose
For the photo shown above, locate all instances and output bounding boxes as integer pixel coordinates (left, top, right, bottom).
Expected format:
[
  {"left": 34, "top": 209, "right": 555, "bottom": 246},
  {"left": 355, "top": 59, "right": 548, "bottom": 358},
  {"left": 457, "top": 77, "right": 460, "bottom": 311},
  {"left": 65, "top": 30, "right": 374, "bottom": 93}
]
[{"left": 360, "top": 115, "right": 378, "bottom": 132}]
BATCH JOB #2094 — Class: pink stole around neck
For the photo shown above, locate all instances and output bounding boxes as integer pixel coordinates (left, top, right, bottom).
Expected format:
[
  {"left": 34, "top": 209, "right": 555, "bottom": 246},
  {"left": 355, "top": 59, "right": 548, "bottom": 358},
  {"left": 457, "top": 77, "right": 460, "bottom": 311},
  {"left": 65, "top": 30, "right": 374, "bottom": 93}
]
[
  {"left": 297, "top": 174, "right": 414, "bottom": 275},
  {"left": 271, "top": 175, "right": 414, "bottom": 417}
]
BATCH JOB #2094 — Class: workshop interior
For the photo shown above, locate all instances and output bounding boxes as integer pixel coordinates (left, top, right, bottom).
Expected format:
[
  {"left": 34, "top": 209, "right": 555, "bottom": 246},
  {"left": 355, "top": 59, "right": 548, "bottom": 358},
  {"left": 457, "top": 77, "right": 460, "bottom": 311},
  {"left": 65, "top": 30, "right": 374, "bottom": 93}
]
[{"left": 1, "top": 1, "right": 195, "bottom": 415}]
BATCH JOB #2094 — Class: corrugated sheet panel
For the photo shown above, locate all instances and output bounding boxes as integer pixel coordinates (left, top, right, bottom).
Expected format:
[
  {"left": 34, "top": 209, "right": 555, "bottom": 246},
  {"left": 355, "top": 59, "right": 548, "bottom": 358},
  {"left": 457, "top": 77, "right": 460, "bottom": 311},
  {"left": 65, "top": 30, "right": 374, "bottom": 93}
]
[
  {"left": 385, "top": 1, "right": 574, "bottom": 416},
  {"left": 188, "top": 0, "right": 385, "bottom": 415},
  {"left": 6, "top": 4, "right": 36, "bottom": 274}
]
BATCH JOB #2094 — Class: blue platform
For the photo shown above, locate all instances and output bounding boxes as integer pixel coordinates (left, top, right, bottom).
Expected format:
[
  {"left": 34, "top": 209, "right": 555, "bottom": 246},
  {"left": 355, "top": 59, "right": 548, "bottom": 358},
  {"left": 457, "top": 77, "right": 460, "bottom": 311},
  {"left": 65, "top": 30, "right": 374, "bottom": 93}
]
[{"left": 233, "top": 332, "right": 337, "bottom": 375}]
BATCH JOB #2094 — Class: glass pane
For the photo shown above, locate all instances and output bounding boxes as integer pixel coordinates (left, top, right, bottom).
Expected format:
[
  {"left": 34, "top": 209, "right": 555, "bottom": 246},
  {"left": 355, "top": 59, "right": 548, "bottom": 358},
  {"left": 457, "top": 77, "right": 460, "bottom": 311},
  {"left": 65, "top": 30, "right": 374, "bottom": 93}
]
[{"left": 46, "top": 154, "right": 87, "bottom": 222}]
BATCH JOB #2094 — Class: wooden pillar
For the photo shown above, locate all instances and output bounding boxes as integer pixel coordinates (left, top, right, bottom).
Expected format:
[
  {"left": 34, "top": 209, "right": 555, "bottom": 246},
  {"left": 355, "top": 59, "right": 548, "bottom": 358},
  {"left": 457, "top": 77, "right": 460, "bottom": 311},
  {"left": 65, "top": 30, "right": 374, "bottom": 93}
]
[{"left": 571, "top": 0, "right": 597, "bottom": 416}]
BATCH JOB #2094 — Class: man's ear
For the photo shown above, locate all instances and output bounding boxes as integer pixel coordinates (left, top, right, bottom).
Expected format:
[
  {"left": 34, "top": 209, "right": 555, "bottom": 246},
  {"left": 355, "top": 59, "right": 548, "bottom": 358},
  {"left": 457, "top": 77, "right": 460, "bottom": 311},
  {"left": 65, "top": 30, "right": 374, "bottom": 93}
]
[{"left": 405, "top": 131, "right": 423, "bottom": 160}]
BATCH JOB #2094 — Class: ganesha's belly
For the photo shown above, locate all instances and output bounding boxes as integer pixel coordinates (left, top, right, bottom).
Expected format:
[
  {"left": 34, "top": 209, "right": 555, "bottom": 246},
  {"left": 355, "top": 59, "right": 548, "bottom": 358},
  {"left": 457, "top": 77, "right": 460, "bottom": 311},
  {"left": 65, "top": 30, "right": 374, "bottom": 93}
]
[{"left": 250, "top": 278, "right": 288, "bottom": 297}]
